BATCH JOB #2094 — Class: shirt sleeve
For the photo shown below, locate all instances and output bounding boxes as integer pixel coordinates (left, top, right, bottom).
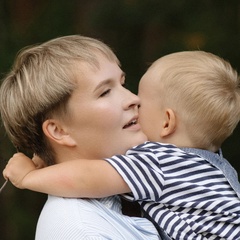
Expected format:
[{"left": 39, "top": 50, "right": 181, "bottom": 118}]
[{"left": 105, "top": 145, "right": 165, "bottom": 201}]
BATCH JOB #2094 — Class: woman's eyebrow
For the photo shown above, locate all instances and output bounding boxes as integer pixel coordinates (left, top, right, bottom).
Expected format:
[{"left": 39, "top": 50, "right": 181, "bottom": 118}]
[
  {"left": 93, "top": 72, "right": 126, "bottom": 93},
  {"left": 93, "top": 79, "right": 112, "bottom": 93}
]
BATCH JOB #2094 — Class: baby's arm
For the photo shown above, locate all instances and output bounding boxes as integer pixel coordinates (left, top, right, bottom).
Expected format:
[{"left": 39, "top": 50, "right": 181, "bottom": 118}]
[{"left": 3, "top": 153, "right": 130, "bottom": 197}]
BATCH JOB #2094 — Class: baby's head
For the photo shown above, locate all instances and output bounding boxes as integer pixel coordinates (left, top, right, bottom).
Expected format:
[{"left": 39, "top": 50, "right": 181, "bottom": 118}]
[
  {"left": 139, "top": 51, "right": 240, "bottom": 151},
  {"left": 0, "top": 35, "right": 120, "bottom": 165}
]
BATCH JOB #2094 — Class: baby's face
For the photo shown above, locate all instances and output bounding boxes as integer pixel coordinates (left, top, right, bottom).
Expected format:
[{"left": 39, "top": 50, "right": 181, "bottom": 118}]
[{"left": 138, "top": 61, "right": 166, "bottom": 142}]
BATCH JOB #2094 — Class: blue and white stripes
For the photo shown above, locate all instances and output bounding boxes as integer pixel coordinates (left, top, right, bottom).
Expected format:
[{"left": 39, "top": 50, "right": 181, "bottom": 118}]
[{"left": 106, "top": 141, "right": 240, "bottom": 239}]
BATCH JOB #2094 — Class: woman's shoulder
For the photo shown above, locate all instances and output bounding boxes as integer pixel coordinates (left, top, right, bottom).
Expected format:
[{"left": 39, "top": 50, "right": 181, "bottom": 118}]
[{"left": 35, "top": 196, "right": 111, "bottom": 239}]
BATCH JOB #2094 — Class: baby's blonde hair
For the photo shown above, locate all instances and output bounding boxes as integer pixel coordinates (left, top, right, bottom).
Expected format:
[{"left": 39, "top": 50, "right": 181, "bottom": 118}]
[
  {"left": 152, "top": 51, "right": 240, "bottom": 150},
  {"left": 0, "top": 35, "right": 120, "bottom": 165}
]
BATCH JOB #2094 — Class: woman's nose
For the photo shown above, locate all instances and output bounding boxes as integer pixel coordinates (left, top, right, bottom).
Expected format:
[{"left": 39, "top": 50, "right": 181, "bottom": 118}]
[{"left": 123, "top": 89, "right": 140, "bottom": 110}]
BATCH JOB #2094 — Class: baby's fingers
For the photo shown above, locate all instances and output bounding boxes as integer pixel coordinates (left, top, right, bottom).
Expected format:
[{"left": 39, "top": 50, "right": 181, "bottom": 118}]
[{"left": 32, "top": 154, "right": 46, "bottom": 169}]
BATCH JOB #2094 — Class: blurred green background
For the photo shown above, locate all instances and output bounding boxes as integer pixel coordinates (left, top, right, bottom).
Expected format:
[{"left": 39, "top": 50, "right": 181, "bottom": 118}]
[{"left": 0, "top": 0, "right": 240, "bottom": 239}]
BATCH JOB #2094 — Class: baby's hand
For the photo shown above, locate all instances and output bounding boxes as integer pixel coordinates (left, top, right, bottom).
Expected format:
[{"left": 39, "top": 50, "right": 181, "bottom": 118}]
[
  {"left": 32, "top": 154, "right": 46, "bottom": 169},
  {"left": 3, "top": 153, "right": 37, "bottom": 189}
]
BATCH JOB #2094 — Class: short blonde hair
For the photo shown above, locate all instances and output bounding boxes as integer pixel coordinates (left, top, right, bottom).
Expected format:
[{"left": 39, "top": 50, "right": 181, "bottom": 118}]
[
  {"left": 151, "top": 51, "right": 240, "bottom": 150},
  {"left": 0, "top": 35, "right": 120, "bottom": 165}
]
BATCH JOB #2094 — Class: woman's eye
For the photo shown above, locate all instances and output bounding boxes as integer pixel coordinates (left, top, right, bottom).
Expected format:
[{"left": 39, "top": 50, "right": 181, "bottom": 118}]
[{"left": 99, "top": 89, "right": 111, "bottom": 97}]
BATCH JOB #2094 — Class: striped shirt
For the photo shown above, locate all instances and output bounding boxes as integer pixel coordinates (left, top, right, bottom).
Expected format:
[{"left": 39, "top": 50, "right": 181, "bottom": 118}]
[{"left": 106, "top": 141, "right": 240, "bottom": 240}]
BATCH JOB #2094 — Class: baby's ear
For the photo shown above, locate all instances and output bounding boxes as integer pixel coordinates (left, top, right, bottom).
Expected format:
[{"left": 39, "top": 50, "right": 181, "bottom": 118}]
[
  {"left": 42, "top": 119, "right": 76, "bottom": 147},
  {"left": 160, "top": 108, "right": 176, "bottom": 137}
]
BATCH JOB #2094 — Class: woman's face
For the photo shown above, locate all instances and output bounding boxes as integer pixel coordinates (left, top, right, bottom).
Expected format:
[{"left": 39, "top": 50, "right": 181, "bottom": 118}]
[{"left": 64, "top": 55, "right": 147, "bottom": 159}]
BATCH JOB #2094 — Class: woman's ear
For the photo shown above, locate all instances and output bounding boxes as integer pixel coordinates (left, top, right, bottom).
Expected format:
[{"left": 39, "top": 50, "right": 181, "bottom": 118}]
[
  {"left": 160, "top": 108, "right": 176, "bottom": 138},
  {"left": 42, "top": 119, "right": 76, "bottom": 147}
]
